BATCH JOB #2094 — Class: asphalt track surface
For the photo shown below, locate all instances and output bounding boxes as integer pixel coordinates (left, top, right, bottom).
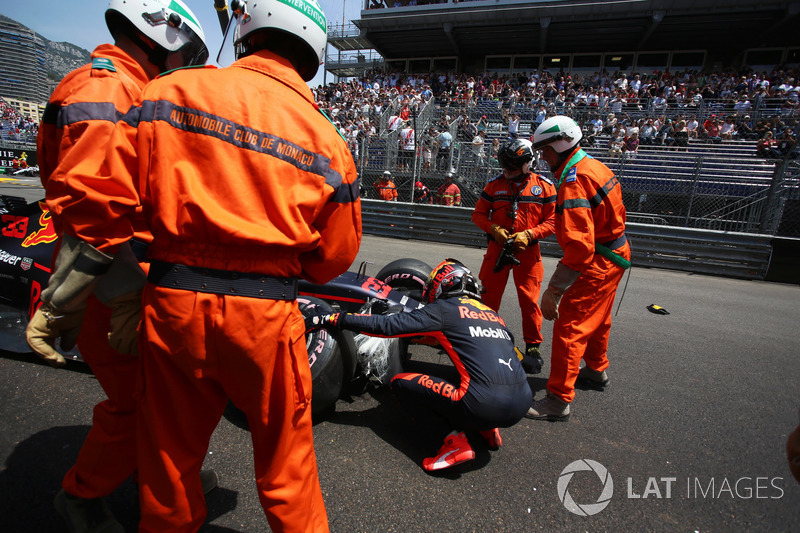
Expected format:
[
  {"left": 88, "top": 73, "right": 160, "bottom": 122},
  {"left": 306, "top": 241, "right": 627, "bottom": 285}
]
[{"left": 1, "top": 177, "right": 798, "bottom": 532}]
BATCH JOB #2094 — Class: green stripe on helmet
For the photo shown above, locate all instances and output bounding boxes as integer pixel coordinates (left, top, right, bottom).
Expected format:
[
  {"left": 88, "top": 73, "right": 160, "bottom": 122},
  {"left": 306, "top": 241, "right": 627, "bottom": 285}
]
[
  {"left": 542, "top": 124, "right": 561, "bottom": 134},
  {"left": 277, "top": 0, "right": 327, "bottom": 32},
  {"left": 168, "top": 1, "right": 199, "bottom": 27}
]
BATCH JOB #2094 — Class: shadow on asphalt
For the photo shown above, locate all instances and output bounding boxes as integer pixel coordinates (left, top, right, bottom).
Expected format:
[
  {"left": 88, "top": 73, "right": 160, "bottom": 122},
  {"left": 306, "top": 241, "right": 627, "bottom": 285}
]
[
  {"left": 0, "top": 391, "right": 239, "bottom": 532},
  {"left": 1, "top": 349, "right": 93, "bottom": 375},
  {"left": 1, "top": 426, "right": 89, "bottom": 532}
]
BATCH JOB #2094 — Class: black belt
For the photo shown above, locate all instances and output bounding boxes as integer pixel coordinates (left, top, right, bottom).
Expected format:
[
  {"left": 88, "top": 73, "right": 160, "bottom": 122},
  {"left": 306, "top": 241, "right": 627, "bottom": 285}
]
[
  {"left": 129, "top": 238, "right": 150, "bottom": 263},
  {"left": 599, "top": 234, "right": 627, "bottom": 250},
  {"left": 148, "top": 261, "right": 298, "bottom": 300}
]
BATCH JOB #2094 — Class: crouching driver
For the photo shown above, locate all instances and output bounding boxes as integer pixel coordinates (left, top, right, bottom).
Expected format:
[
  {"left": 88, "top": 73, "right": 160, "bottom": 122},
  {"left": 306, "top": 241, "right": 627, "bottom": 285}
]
[{"left": 309, "top": 259, "right": 532, "bottom": 472}]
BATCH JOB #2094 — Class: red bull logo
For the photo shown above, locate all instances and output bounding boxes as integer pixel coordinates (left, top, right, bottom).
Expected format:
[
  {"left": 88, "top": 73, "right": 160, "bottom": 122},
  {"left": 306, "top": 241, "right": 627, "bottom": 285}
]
[
  {"left": 458, "top": 296, "right": 494, "bottom": 312},
  {"left": 458, "top": 305, "right": 507, "bottom": 326},
  {"left": 22, "top": 202, "right": 58, "bottom": 247},
  {"left": 429, "top": 261, "right": 455, "bottom": 288},
  {"left": 397, "top": 373, "right": 456, "bottom": 398}
]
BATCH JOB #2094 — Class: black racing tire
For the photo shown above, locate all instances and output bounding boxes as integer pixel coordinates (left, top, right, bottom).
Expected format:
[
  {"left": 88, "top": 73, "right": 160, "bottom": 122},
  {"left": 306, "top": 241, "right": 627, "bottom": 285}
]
[
  {"left": 297, "top": 296, "right": 356, "bottom": 417},
  {"left": 374, "top": 258, "right": 433, "bottom": 302}
]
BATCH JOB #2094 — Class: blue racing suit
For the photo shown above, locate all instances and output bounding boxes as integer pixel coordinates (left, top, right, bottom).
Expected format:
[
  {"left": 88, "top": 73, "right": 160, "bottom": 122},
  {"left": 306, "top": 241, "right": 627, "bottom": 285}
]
[{"left": 339, "top": 295, "right": 532, "bottom": 431}]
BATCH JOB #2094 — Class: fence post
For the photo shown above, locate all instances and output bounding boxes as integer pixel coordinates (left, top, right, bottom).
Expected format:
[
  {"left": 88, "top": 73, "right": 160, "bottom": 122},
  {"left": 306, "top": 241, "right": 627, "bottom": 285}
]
[
  {"left": 358, "top": 135, "right": 365, "bottom": 178},
  {"left": 684, "top": 155, "right": 704, "bottom": 227},
  {"left": 759, "top": 158, "right": 787, "bottom": 235},
  {"left": 617, "top": 151, "right": 627, "bottom": 180}
]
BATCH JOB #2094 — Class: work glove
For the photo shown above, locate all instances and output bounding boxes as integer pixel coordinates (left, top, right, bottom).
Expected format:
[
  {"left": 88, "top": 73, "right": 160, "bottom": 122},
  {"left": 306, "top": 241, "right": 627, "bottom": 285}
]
[
  {"left": 488, "top": 224, "right": 510, "bottom": 245},
  {"left": 25, "top": 234, "right": 114, "bottom": 367},
  {"left": 510, "top": 230, "right": 537, "bottom": 254},
  {"left": 25, "top": 303, "right": 86, "bottom": 368},
  {"left": 541, "top": 262, "right": 581, "bottom": 321},
  {"left": 305, "top": 313, "right": 342, "bottom": 331},
  {"left": 107, "top": 290, "right": 142, "bottom": 356}
]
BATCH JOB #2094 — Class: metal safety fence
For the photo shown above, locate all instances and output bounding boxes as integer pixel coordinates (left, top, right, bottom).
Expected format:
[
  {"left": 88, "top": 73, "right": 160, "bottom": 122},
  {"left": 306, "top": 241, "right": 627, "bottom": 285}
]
[
  {"left": 360, "top": 199, "right": 775, "bottom": 281},
  {"left": 353, "top": 121, "right": 800, "bottom": 239}
]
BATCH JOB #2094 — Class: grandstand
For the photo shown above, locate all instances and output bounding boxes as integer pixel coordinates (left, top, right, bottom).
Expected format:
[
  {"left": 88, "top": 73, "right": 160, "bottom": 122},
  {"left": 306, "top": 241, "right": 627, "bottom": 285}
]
[
  {"left": 0, "top": 97, "right": 38, "bottom": 173},
  {"left": 318, "top": 0, "right": 800, "bottom": 242},
  {"left": 349, "top": 0, "right": 798, "bottom": 75}
]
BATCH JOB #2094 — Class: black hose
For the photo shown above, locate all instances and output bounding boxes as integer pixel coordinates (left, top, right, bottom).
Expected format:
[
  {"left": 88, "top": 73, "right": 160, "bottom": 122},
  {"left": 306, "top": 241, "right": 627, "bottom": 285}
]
[{"left": 213, "top": 0, "right": 230, "bottom": 36}]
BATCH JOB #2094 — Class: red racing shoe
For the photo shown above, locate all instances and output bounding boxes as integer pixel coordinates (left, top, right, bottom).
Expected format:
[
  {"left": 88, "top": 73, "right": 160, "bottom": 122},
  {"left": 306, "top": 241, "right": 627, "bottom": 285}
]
[
  {"left": 423, "top": 432, "right": 475, "bottom": 472},
  {"left": 479, "top": 428, "right": 502, "bottom": 450}
]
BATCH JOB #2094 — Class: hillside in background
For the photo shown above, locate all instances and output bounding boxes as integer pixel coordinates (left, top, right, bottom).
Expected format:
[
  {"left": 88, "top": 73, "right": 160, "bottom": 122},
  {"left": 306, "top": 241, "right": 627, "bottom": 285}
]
[
  {"left": 0, "top": 14, "right": 91, "bottom": 81},
  {"left": 44, "top": 40, "right": 91, "bottom": 80}
]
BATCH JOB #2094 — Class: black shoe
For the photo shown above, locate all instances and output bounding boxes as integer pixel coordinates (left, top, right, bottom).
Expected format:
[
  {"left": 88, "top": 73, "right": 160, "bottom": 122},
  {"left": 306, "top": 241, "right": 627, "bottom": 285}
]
[
  {"left": 520, "top": 345, "right": 544, "bottom": 374},
  {"left": 576, "top": 365, "right": 609, "bottom": 389},
  {"left": 54, "top": 489, "right": 124, "bottom": 533}
]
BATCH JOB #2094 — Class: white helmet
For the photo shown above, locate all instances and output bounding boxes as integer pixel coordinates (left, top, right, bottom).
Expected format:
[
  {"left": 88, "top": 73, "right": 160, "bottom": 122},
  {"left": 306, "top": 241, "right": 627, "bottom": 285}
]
[
  {"left": 106, "top": 0, "right": 208, "bottom": 67},
  {"left": 533, "top": 116, "right": 583, "bottom": 153},
  {"left": 231, "top": 0, "right": 328, "bottom": 81}
]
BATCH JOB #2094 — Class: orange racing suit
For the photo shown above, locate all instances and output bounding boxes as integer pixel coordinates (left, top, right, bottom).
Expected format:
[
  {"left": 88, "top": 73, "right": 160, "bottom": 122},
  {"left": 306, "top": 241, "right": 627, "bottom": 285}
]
[
  {"left": 472, "top": 172, "right": 556, "bottom": 346},
  {"left": 547, "top": 147, "right": 629, "bottom": 403},
  {"left": 88, "top": 50, "right": 360, "bottom": 532},
  {"left": 36, "top": 44, "right": 150, "bottom": 501}
]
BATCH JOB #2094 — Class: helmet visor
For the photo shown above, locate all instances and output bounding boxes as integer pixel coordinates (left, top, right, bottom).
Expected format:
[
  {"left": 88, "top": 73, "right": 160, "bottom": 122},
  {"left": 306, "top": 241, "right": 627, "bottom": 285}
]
[
  {"left": 532, "top": 132, "right": 568, "bottom": 150},
  {"left": 498, "top": 154, "right": 519, "bottom": 170},
  {"left": 176, "top": 22, "right": 209, "bottom": 66}
]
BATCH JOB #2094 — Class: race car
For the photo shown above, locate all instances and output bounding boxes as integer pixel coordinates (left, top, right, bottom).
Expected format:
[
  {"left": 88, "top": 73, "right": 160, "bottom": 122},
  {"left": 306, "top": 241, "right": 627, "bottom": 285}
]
[{"left": 0, "top": 195, "right": 434, "bottom": 416}]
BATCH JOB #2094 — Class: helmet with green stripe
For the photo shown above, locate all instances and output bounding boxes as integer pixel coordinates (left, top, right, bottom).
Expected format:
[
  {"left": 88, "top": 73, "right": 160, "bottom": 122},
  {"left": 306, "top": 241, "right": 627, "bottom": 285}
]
[
  {"left": 106, "top": 0, "right": 209, "bottom": 68},
  {"left": 231, "top": 0, "right": 328, "bottom": 81},
  {"left": 533, "top": 116, "right": 582, "bottom": 153}
]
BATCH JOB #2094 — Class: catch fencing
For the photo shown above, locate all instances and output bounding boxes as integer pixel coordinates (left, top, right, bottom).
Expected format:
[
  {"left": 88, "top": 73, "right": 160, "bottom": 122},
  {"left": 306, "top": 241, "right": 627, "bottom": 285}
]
[{"left": 352, "top": 101, "right": 800, "bottom": 239}]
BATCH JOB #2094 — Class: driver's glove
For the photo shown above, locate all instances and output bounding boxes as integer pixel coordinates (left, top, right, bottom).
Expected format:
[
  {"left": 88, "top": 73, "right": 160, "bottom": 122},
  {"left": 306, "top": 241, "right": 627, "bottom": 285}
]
[{"left": 305, "top": 313, "right": 342, "bottom": 331}]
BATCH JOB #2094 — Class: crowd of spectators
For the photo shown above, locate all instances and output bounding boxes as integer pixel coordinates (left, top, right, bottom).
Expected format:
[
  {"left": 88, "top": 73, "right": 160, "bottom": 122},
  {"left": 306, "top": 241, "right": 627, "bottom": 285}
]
[
  {"left": 312, "top": 64, "right": 799, "bottom": 165},
  {"left": 0, "top": 99, "right": 38, "bottom": 144},
  {"left": 580, "top": 111, "right": 796, "bottom": 159}
]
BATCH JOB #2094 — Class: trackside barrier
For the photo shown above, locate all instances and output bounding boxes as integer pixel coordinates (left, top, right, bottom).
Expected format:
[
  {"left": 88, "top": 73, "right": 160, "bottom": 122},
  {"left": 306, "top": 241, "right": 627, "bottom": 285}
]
[{"left": 361, "top": 199, "right": 775, "bottom": 281}]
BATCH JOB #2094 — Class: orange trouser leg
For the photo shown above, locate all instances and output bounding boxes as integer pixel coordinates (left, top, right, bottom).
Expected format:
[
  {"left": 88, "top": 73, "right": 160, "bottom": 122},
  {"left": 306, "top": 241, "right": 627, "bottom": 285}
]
[
  {"left": 547, "top": 260, "right": 625, "bottom": 403},
  {"left": 512, "top": 250, "right": 544, "bottom": 345},
  {"left": 136, "top": 285, "right": 328, "bottom": 533},
  {"left": 480, "top": 244, "right": 545, "bottom": 345},
  {"left": 63, "top": 295, "right": 138, "bottom": 499},
  {"left": 478, "top": 243, "right": 508, "bottom": 313}
]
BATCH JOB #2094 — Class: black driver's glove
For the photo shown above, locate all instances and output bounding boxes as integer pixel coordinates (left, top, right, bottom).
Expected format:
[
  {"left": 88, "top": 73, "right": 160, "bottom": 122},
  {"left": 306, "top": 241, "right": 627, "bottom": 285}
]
[{"left": 305, "top": 313, "right": 342, "bottom": 331}]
